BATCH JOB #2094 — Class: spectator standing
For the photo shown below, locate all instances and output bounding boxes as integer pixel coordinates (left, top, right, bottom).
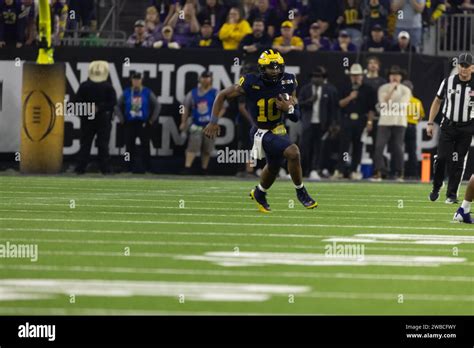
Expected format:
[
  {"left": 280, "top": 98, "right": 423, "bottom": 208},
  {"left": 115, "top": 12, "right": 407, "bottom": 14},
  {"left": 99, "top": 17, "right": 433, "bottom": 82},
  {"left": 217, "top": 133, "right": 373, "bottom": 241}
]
[
  {"left": 127, "top": 20, "right": 155, "bottom": 47},
  {"left": 272, "top": 20, "right": 304, "bottom": 53},
  {"left": 165, "top": 2, "right": 200, "bottom": 47},
  {"left": 20, "top": 0, "right": 36, "bottom": 46},
  {"left": 333, "top": 64, "right": 376, "bottom": 180},
  {"left": 179, "top": 71, "right": 224, "bottom": 174},
  {"left": 364, "top": 56, "right": 387, "bottom": 161},
  {"left": 248, "top": 0, "right": 279, "bottom": 37},
  {"left": 115, "top": 72, "right": 161, "bottom": 173},
  {"left": 390, "top": 30, "right": 417, "bottom": 52},
  {"left": 239, "top": 18, "right": 272, "bottom": 53},
  {"left": 75, "top": 61, "right": 117, "bottom": 175},
  {"left": 145, "top": 5, "right": 164, "bottom": 41},
  {"left": 402, "top": 80, "right": 425, "bottom": 179},
  {"left": 0, "top": 0, "right": 25, "bottom": 48},
  {"left": 303, "top": 22, "right": 332, "bottom": 51},
  {"left": 391, "top": 0, "right": 426, "bottom": 51},
  {"left": 197, "top": 0, "right": 226, "bottom": 33},
  {"left": 298, "top": 67, "right": 339, "bottom": 180},
  {"left": 341, "top": 0, "right": 363, "bottom": 48},
  {"left": 219, "top": 7, "right": 252, "bottom": 50},
  {"left": 371, "top": 65, "right": 411, "bottom": 181},
  {"left": 332, "top": 30, "right": 357, "bottom": 51},
  {"left": 361, "top": 24, "right": 391, "bottom": 51},
  {"left": 308, "top": 0, "right": 344, "bottom": 37},
  {"left": 189, "top": 19, "right": 222, "bottom": 48},
  {"left": 361, "top": 0, "right": 390, "bottom": 34},
  {"left": 51, "top": 0, "right": 68, "bottom": 46},
  {"left": 67, "top": 0, "right": 97, "bottom": 32}
]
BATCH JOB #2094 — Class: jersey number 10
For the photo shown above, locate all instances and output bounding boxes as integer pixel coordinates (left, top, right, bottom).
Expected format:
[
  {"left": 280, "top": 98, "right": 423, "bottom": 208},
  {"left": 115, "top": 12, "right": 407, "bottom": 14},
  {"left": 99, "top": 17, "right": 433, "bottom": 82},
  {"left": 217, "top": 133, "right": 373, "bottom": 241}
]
[{"left": 257, "top": 98, "right": 281, "bottom": 122}]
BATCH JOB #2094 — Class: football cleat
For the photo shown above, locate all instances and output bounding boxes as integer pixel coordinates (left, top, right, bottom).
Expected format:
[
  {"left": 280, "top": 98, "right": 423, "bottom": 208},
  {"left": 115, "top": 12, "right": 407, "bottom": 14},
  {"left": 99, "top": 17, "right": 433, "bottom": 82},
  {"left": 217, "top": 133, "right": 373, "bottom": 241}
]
[
  {"left": 296, "top": 186, "right": 318, "bottom": 209},
  {"left": 429, "top": 190, "right": 440, "bottom": 202},
  {"left": 250, "top": 186, "right": 271, "bottom": 213},
  {"left": 453, "top": 207, "right": 472, "bottom": 223},
  {"left": 445, "top": 197, "right": 458, "bottom": 204}
]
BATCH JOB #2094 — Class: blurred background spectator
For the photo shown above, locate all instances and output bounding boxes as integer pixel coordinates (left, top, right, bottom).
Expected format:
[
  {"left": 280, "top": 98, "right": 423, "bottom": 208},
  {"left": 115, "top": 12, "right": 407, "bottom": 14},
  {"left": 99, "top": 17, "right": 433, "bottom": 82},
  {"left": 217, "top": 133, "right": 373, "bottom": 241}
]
[
  {"left": 75, "top": 61, "right": 117, "bottom": 175},
  {"left": 304, "top": 21, "right": 331, "bottom": 51},
  {"left": 299, "top": 66, "right": 339, "bottom": 180},
  {"left": 332, "top": 30, "right": 357, "bottom": 51},
  {"left": 361, "top": 23, "right": 391, "bottom": 51},
  {"left": 390, "top": 30, "right": 417, "bottom": 52},
  {"left": 179, "top": 71, "right": 223, "bottom": 174},
  {"left": 153, "top": 25, "right": 181, "bottom": 48},
  {"left": 392, "top": 0, "right": 426, "bottom": 51},
  {"left": 115, "top": 72, "right": 160, "bottom": 173},
  {"left": 239, "top": 17, "right": 272, "bottom": 53},
  {"left": 189, "top": 18, "right": 222, "bottom": 47},
  {"left": 248, "top": 0, "right": 279, "bottom": 37},
  {"left": 361, "top": 0, "right": 390, "bottom": 35},
  {"left": 51, "top": 0, "right": 68, "bottom": 46},
  {"left": 402, "top": 79, "right": 425, "bottom": 179},
  {"left": 20, "top": 0, "right": 36, "bottom": 46},
  {"left": 219, "top": 7, "right": 251, "bottom": 50},
  {"left": 0, "top": 0, "right": 25, "bottom": 48},
  {"left": 67, "top": 0, "right": 97, "bottom": 32},
  {"left": 165, "top": 2, "right": 199, "bottom": 47},
  {"left": 372, "top": 65, "right": 411, "bottom": 181},
  {"left": 145, "top": 5, "right": 163, "bottom": 41},
  {"left": 272, "top": 20, "right": 303, "bottom": 53},
  {"left": 341, "top": 0, "right": 363, "bottom": 48},
  {"left": 333, "top": 63, "right": 376, "bottom": 180},
  {"left": 127, "top": 19, "right": 154, "bottom": 47},
  {"left": 198, "top": 0, "right": 227, "bottom": 33}
]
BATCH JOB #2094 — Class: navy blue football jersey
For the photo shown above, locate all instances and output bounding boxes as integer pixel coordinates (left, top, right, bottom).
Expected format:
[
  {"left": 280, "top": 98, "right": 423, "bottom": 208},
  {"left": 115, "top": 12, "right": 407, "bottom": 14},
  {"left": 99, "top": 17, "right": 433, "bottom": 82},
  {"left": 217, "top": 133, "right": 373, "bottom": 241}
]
[{"left": 239, "top": 72, "right": 297, "bottom": 129}]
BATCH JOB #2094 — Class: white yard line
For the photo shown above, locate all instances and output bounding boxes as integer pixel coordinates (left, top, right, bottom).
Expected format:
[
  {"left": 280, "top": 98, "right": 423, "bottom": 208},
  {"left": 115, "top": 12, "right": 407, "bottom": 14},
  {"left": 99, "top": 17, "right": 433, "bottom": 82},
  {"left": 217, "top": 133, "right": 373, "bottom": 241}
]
[
  {"left": 1, "top": 216, "right": 472, "bottom": 231},
  {"left": 0, "top": 264, "right": 472, "bottom": 283},
  {"left": 0, "top": 191, "right": 443, "bottom": 205},
  {"left": 0, "top": 207, "right": 446, "bottom": 222},
  {"left": 0, "top": 201, "right": 449, "bottom": 215},
  {"left": 2, "top": 236, "right": 472, "bottom": 253}
]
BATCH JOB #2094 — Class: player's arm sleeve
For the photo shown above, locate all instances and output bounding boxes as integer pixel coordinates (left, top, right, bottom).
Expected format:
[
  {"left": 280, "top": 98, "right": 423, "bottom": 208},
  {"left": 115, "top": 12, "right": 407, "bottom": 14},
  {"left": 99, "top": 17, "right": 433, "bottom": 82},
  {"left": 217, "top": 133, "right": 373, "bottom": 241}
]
[
  {"left": 238, "top": 74, "right": 252, "bottom": 95},
  {"left": 436, "top": 78, "right": 446, "bottom": 99}
]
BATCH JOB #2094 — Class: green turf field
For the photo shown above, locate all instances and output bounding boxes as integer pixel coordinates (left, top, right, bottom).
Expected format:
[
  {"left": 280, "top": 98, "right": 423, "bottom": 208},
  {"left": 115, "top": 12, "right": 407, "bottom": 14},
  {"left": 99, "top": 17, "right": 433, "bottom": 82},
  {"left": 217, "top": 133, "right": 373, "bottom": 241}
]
[{"left": 0, "top": 175, "right": 473, "bottom": 315}]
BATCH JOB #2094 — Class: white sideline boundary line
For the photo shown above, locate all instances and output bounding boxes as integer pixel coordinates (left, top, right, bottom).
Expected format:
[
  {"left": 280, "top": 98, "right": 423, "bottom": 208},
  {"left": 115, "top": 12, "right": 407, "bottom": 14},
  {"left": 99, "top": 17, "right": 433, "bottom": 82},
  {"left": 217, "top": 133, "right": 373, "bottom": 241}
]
[{"left": 1, "top": 216, "right": 473, "bottom": 231}]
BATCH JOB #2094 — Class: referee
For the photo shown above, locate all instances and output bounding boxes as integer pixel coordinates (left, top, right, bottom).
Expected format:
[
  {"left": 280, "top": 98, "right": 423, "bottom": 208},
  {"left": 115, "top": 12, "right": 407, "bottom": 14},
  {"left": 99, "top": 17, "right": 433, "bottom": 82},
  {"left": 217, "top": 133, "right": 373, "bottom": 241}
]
[{"left": 427, "top": 52, "right": 474, "bottom": 203}]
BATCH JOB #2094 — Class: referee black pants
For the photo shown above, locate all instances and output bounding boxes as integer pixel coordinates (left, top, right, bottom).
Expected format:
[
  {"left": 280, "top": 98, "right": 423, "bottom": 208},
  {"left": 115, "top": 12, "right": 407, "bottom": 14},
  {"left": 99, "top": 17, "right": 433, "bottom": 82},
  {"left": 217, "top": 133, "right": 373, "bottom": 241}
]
[{"left": 432, "top": 120, "right": 474, "bottom": 199}]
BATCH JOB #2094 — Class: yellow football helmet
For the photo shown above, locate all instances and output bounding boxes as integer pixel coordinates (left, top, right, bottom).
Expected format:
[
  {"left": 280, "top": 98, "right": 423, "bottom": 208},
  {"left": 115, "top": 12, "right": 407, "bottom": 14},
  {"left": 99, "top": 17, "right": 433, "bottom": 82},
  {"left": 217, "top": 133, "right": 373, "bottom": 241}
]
[{"left": 257, "top": 49, "right": 285, "bottom": 84}]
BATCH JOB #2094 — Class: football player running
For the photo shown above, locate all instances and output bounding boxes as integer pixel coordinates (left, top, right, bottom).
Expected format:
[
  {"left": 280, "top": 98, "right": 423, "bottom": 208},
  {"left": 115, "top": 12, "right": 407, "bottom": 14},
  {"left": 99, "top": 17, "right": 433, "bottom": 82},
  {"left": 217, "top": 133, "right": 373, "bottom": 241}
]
[{"left": 204, "top": 49, "right": 318, "bottom": 213}]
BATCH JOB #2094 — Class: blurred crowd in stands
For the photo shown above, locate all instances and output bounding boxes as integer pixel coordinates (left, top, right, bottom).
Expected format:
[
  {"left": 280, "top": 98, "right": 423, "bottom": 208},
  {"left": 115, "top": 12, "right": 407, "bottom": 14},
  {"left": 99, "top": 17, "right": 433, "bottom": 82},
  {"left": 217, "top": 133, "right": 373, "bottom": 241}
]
[
  {"left": 1, "top": 0, "right": 474, "bottom": 50},
  {"left": 0, "top": 0, "right": 96, "bottom": 48},
  {"left": 126, "top": 0, "right": 474, "bottom": 53}
]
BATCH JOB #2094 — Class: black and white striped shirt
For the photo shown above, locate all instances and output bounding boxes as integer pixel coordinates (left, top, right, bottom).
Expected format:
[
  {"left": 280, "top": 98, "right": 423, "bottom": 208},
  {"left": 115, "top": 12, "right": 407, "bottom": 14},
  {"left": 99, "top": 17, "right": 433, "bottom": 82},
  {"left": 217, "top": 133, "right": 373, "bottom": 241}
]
[{"left": 436, "top": 74, "right": 474, "bottom": 123}]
